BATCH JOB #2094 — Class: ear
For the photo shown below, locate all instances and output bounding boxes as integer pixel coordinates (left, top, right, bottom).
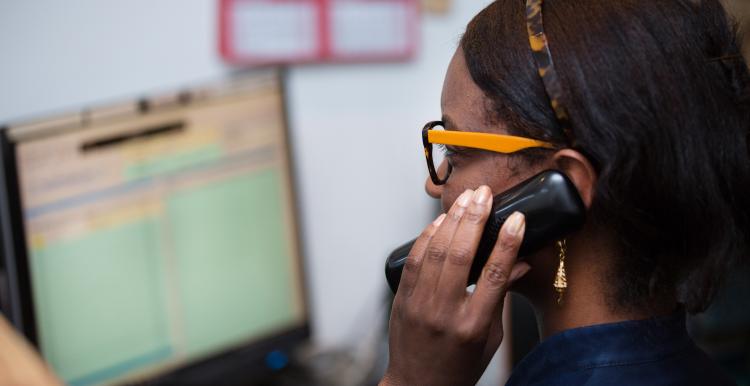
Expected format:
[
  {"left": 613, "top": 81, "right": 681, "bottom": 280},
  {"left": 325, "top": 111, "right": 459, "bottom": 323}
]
[{"left": 552, "top": 149, "right": 597, "bottom": 208}]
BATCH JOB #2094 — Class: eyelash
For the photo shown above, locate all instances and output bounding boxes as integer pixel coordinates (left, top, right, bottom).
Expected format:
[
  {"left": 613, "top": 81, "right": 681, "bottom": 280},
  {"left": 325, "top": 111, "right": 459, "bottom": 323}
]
[
  {"left": 436, "top": 144, "right": 453, "bottom": 155},
  {"left": 436, "top": 144, "right": 462, "bottom": 164}
]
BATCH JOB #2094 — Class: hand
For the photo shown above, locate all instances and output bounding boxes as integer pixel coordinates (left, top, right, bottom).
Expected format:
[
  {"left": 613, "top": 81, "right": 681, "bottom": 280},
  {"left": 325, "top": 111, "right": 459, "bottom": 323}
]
[{"left": 381, "top": 186, "right": 531, "bottom": 386}]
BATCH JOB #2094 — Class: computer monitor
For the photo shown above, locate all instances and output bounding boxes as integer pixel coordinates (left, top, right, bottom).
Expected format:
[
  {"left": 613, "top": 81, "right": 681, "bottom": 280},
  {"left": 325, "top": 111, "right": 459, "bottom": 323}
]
[{"left": 0, "top": 70, "right": 310, "bottom": 386}]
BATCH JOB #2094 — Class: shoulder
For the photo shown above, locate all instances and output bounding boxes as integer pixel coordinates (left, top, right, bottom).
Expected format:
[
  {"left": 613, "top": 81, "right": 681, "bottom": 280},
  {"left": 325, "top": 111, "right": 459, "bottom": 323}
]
[
  {"left": 509, "top": 343, "right": 736, "bottom": 386},
  {"left": 505, "top": 312, "right": 737, "bottom": 386},
  {"left": 571, "top": 347, "right": 734, "bottom": 386}
]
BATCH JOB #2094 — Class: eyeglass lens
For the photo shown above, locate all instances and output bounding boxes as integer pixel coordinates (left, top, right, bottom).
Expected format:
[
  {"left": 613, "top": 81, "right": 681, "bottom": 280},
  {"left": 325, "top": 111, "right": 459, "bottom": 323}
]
[{"left": 428, "top": 123, "right": 451, "bottom": 182}]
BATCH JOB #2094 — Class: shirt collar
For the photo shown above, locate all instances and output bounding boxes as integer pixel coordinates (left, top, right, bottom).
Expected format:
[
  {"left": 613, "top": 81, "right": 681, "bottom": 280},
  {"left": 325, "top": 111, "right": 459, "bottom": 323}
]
[{"left": 507, "top": 310, "right": 692, "bottom": 384}]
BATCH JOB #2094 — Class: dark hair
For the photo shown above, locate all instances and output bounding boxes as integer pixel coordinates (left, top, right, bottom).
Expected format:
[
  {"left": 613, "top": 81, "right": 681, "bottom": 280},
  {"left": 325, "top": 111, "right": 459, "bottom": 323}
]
[{"left": 461, "top": 0, "right": 750, "bottom": 313}]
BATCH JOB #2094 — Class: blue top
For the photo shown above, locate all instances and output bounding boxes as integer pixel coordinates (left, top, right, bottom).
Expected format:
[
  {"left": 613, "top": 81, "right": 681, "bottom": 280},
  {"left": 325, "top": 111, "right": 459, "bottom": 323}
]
[{"left": 505, "top": 311, "right": 736, "bottom": 386}]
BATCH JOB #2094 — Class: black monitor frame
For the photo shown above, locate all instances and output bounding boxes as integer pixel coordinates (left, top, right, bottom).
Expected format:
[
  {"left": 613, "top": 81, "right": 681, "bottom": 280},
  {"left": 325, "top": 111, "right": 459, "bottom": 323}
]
[{"left": 0, "top": 69, "right": 314, "bottom": 385}]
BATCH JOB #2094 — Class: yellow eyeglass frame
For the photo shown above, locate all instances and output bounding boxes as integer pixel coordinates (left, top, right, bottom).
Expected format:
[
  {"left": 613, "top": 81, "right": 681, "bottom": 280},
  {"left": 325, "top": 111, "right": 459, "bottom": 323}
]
[{"left": 422, "top": 120, "right": 555, "bottom": 185}]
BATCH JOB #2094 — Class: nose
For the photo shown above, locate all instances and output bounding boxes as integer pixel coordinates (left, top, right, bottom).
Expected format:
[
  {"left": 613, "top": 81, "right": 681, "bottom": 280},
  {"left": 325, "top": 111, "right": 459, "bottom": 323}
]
[{"left": 425, "top": 175, "right": 442, "bottom": 199}]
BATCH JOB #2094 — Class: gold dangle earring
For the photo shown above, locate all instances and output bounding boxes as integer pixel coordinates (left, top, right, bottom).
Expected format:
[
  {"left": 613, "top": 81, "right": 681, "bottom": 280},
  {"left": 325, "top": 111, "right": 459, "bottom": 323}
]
[{"left": 553, "top": 239, "right": 568, "bottom": 305}]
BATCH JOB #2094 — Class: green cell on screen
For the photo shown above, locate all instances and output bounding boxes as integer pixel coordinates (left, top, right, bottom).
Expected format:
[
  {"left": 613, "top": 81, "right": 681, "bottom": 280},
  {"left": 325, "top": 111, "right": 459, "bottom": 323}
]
[
  {"left": 124, "top": 145, "right": 223, "bottom": 181},
  {"left": 166, "top": 169, "right": 299, "bottom": 356},
  {"left": 30, "top": 219, "right": 172, "bottom": 384}
]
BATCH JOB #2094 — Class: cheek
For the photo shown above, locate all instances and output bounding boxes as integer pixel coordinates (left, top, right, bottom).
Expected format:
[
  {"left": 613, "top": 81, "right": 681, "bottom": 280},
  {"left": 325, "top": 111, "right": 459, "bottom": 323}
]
[
  {"left": 438, "top": 156, "right": 543, "bottom": 212},
  {"left": 439, "top": 157, "right": 516, "bottom": 212},
  {"left": 440, "top": 186, "right": 465, "bottom": 213}
]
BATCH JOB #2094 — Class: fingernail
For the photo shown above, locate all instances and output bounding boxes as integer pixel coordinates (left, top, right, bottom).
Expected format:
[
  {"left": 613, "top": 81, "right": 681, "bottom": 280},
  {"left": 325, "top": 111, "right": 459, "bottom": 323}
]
[
  {"left": 506, "top": 212, "right": 525, "bottom": 236},
  {"left": 433, "top": 213, "right": 447, "bottom": 226},
  {"left": 510, "top": 263, "right": 532, "bottom": 282},
  {"left": 473, "top": 186, "right": 491, "bottom": 204},
  {"left": 457, "top": 190, "right": 473, "bottom": 207}
]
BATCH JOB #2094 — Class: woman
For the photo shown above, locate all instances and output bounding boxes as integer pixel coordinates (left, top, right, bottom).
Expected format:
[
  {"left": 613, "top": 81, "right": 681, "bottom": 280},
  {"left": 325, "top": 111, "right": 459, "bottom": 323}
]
[{"left": 381, "top": 0, "right": 749, "bottom": 385}]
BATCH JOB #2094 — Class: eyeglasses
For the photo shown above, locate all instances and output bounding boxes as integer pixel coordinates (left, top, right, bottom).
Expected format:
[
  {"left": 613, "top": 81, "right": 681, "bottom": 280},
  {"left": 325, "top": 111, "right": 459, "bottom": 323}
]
[
  {"left": 422, "top": 120, "right": 555, "bottom": 185},
  {"left": 423, "top": 0, "right": 581, "bottom": 186}
]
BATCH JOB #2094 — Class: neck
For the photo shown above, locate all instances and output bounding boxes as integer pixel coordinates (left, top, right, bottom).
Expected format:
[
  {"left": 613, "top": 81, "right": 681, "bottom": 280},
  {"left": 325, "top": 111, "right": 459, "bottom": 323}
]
[
  {"left": 514, "top": 236, "right": 677, "bottom": 340},
  {"left": 531, "top": 284, "right": 658, "bottom": 339}
]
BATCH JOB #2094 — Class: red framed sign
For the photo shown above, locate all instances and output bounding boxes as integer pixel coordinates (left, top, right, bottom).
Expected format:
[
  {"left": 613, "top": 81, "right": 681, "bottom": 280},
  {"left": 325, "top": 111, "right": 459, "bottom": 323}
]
[{"left": 219, "top": 0, "right": 419, "bottom": 65}]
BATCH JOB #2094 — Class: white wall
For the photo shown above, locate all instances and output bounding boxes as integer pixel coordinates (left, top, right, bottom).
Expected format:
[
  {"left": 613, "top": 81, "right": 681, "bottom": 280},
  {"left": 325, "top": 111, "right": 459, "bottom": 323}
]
[{"left": 0, "top": 0, "right": 505, "bottom": 382}]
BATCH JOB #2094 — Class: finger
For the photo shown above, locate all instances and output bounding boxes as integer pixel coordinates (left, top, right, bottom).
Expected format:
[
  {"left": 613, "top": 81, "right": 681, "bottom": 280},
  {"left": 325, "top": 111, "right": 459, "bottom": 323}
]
[
  {"left": 467, "top": 211, "right": 525, "bottom": 325},
  {"left": 413, "top": 189, "right": 473, "bottom": 298},
  {"left": 480, "top": 300, "right": 506, "bottom": 365},
  {"left": 397, "top": 213, "right": 446, "bottom": 298},
  {"left": 508, "top": 262, "right": 532, "bottom": 284},
  {"left": 435, "top": 185, "right": 493, "bottom": 301}
]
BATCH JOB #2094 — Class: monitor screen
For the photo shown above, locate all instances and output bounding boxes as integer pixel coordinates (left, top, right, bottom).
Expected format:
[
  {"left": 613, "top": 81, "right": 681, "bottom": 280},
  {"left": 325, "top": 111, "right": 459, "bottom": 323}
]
[{"left": 6, "top": 72, "right": 308, "bottom": 386}]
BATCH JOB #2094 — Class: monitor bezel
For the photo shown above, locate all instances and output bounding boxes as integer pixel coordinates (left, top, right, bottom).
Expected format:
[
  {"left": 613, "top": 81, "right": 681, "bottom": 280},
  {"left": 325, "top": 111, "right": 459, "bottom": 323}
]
[{"left": 0, "top": 69, "right": 314, "bottom": 385}]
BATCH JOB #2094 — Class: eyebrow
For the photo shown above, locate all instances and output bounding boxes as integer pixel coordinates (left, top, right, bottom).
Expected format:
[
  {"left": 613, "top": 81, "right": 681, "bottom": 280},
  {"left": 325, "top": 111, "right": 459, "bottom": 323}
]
[
  {"left": 438, "top": 115, "right": 475, "bottom": 152},
  {"left": 441, "top": 115, "right": 460, "bottom": 131}
]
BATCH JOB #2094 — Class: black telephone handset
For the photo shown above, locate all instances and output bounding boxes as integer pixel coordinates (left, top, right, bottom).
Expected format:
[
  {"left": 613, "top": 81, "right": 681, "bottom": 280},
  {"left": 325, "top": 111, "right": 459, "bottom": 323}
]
[{"left": 385, "top": 170, "right": 586, "bottom": 294}]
